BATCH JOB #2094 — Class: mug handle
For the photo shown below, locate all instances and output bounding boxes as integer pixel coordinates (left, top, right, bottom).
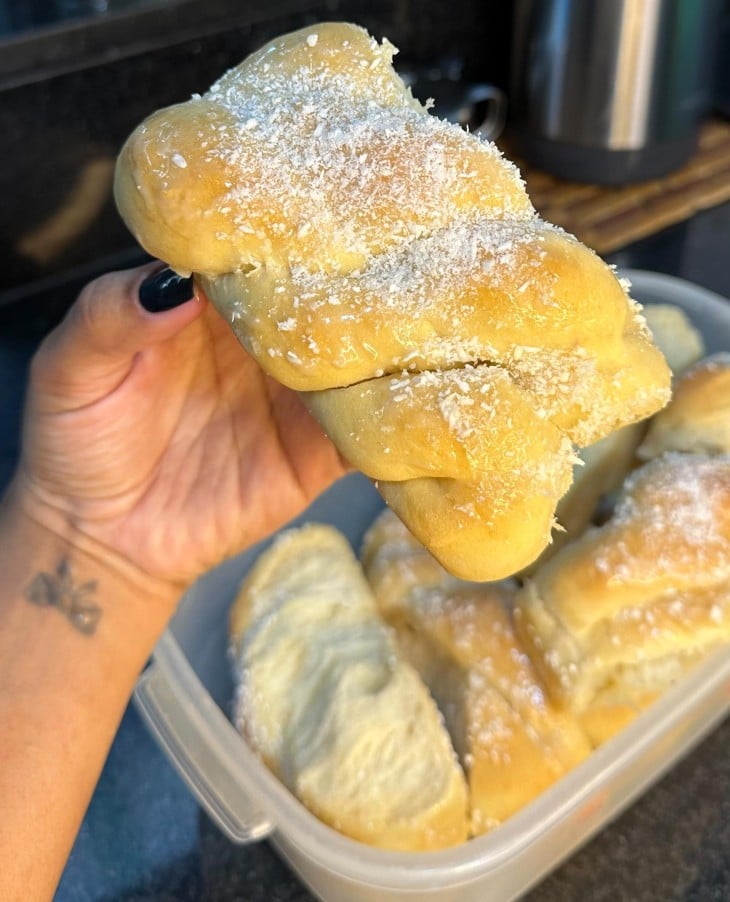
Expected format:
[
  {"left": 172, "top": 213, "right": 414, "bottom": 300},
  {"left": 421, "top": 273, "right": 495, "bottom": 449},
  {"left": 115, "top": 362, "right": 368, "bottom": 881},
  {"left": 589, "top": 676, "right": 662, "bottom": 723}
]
[{"left": 466, "top": 84, "right": 507, "bottom": 141}]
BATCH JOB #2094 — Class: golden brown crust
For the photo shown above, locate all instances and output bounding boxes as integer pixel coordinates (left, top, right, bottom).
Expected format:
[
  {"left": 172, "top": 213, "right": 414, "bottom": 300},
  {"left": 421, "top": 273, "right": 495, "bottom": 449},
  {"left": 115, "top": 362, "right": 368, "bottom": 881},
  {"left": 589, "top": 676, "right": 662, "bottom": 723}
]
[
  {"left": 639, "top": 354, "right": 730, "bottom": 459},
  {"left": 115, "top": 22, "right": 671, "bottom": 579},
  {"left": 514, "top": 454, "right": 730, "bottom": 716},
  {"left": 362, "top": 510, "right": 591, "bottom": 832},
  {"left": 115, "top": 23, "right": 532, "bottom": 278},
  {"left": 307, "top": 364, "right": 576, "bottom": 580}
]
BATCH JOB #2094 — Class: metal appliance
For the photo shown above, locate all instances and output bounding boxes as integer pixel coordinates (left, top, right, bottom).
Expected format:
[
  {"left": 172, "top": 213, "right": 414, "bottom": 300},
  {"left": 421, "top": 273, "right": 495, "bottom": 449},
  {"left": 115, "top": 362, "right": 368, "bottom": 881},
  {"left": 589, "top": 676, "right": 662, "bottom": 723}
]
[{"left": 511, "top": 0, "right": 721, "bottom": 183}]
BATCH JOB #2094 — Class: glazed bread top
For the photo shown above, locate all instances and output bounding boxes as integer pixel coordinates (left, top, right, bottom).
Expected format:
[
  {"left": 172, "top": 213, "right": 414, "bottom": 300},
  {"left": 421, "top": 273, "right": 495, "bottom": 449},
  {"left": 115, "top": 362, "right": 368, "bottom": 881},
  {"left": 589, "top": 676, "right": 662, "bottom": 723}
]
[
  {"left": 114, "top": 22, "right": 671, "bottom": 578},
  {"left": 115, "top": 22, "right": 668, "bottom": 428},
  {"left": 115, "top": 22, "right": 532, "bottom": 280}
]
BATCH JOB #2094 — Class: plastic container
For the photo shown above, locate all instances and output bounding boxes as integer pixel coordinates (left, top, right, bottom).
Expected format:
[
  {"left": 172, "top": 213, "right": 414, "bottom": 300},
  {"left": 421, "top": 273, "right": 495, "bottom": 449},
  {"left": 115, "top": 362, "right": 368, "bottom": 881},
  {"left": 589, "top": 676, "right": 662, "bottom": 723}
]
[{"left": 134, "top": 269, "right": 730, "bottom": 901}]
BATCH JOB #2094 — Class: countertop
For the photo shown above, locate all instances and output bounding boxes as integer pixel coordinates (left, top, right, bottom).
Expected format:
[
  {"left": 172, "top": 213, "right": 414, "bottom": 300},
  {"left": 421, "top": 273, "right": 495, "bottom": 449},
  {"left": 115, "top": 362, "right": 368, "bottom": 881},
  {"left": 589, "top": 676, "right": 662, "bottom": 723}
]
[{"left": 1, "top": 203, "right": 729, "bottom": 902}]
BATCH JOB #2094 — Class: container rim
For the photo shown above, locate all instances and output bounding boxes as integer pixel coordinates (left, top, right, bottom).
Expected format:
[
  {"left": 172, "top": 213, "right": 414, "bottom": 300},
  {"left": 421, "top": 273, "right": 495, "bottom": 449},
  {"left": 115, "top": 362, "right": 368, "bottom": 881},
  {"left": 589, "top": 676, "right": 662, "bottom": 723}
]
[{"left": 152, "top": 631, "right": 730, "bottom": 891}]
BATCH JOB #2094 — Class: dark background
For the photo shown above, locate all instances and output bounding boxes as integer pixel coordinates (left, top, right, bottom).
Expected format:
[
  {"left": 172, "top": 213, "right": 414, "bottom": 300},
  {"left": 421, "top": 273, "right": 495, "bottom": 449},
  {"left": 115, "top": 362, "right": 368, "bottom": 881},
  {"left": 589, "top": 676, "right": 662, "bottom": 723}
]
[{"left": 0, "top": 0, "right": 514, "bottom": 319}]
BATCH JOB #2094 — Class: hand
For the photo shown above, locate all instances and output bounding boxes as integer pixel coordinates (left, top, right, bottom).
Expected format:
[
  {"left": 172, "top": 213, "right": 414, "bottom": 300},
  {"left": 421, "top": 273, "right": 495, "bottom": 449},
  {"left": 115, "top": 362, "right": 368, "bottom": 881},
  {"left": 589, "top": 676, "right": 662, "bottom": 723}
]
[{"left": 11, "top": 263, "right": 348, "bottom": 603}]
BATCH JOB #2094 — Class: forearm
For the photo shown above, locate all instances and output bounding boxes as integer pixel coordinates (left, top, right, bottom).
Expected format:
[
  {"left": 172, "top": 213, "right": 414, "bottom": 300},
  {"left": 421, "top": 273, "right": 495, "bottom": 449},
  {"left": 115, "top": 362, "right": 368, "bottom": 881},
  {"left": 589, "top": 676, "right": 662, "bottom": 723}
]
[{"left": 0, "top": 487, "right": 178, "bottom": 902}]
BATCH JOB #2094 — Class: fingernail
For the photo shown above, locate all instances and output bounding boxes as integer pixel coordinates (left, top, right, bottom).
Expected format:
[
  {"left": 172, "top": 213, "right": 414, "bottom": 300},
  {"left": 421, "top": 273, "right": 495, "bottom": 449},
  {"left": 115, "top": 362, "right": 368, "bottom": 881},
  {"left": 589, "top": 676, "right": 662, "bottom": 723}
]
[{"left": 139, "top": 268, "right": 194, "bottom": 312}]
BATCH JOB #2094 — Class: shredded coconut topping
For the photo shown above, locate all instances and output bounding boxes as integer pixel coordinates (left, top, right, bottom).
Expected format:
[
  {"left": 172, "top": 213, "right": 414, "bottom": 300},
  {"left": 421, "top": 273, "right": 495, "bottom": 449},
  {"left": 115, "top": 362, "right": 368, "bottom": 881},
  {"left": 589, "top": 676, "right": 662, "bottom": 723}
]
[
  {"left": 193, "top": 26, "right": 532, "bottom": 269},
  {"left": 121, "top": 23, "right": 671, "bottom": 583},
  {"left": 599, "top": 453, "right": 730, "bottom": 581}
]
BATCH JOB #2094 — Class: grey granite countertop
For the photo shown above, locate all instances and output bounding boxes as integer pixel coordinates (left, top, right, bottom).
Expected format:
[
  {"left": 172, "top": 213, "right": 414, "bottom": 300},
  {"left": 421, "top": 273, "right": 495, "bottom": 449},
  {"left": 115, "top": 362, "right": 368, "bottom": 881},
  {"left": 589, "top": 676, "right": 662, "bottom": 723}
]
[{"left": 2, "top": 208, "right": 728, "bottom": 902}]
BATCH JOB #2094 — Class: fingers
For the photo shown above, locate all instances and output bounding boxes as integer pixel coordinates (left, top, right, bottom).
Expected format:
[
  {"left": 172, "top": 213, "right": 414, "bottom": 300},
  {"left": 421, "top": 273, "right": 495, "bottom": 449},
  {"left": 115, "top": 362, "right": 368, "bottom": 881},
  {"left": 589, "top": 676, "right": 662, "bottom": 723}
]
[{"left": 32, "top": 264, "right": 206, "bottom": 405}]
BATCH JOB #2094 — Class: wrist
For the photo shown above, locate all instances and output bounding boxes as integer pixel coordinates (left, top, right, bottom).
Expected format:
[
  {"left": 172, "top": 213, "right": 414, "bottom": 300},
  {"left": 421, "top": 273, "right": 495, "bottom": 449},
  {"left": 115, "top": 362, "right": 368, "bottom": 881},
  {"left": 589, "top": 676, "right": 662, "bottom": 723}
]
[
  {"left": 1, "top": 476, "right": 181, "bottom": 646},
  {"left": 0, "top": 471, "right": 182, "bottom": 902},
  {"left": 0, "top": 469, "right": 182, "bottom": 619}
]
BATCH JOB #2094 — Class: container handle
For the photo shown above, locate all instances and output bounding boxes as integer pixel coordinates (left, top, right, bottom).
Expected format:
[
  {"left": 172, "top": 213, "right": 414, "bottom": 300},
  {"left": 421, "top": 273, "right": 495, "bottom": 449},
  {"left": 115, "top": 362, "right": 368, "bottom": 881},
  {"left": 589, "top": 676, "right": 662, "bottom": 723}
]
[{"left": 134, "top": 655, "right": 274, "bottom": 844}]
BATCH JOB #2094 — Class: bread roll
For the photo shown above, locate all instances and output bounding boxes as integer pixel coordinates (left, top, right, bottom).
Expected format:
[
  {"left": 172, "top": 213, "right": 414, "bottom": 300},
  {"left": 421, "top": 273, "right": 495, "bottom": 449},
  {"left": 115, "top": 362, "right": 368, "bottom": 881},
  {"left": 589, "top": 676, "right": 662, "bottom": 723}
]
[
  {"left": 310, "top": 365, "right": 577, "bottom": 580},
  {"left": 639, "top": 354, "right": 730, "bottom": 459},
  {"left": 642, "top": 303, "right": 705, "bottom": 375},
  {"left": 514, "top": 454, "right": 730, "bottom": 738},
  {"left": 115, "top": 22, "right": 671, "bottom": 579},
  {"left": 229, "top": 524, "right": 469, "bottom": 851},
  {"left": 362, "top": 510, "right": 591, "bottom": 832},
  {"left": 525, "top": 304, "right": 704, "bottom": 573}
]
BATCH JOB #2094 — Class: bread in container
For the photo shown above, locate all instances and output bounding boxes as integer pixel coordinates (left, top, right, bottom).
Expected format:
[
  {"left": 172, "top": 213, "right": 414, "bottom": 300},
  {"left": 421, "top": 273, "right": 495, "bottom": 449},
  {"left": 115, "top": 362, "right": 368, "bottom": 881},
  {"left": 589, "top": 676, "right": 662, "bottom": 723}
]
[
  {"left": 525, "top": 300, "right": 709, "bottom": 573},
  {"left": 642, "top": 303, "right": 705, "bottom": 376},
  {"left": 229, "top": 523, "right": 469, "bottom": 851},
  {"left": 639, "top": 353, "right": 730, "bottom": 459},
  {"left": 362, "top": 509, "right": 591, "bottom": 833},
  {"left": 514, "top": 453, "right": 730, "bottom": 744}
]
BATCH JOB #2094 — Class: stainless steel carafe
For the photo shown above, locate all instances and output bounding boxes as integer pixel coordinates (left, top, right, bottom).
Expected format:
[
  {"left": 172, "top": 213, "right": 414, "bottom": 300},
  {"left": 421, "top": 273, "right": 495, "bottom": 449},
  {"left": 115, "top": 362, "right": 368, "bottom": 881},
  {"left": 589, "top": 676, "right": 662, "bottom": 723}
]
[{"left": 511, "top": 0, "right": 721, "bottom": 183}]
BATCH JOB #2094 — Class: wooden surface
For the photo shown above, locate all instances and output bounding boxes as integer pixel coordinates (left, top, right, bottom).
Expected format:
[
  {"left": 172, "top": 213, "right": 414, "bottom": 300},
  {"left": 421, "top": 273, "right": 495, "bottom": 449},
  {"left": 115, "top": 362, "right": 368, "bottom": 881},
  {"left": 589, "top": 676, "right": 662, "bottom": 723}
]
[{"left": 504, "top": 120, "right": 730, "bottom": 254}]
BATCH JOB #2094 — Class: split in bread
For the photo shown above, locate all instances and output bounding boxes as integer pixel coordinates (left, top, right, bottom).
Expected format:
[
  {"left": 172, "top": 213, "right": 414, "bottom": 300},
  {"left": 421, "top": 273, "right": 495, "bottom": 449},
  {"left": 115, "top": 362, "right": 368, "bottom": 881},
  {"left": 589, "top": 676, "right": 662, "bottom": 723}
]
[
  {"left": 362, "top": 509, "right": 591, "bottom": 833},
  {"left": 229, "top": 524, "right": 469, "bottom": 851},
  {"left": 114, "top": 22, "right": 671, "bottom": 580}
]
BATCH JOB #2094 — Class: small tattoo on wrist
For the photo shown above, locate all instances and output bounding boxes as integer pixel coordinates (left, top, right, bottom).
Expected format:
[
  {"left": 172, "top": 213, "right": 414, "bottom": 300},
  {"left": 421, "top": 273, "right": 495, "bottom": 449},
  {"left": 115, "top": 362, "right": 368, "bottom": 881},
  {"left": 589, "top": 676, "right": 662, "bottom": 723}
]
[{"left": 26, "top": 559, "right": 102, "bottom": 635}]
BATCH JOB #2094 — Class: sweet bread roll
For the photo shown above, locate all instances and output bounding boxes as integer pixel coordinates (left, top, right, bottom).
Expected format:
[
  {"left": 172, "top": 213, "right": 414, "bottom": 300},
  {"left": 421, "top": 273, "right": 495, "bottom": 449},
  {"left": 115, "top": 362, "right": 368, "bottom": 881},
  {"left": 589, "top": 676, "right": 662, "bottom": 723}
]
[
  {"left": 514, "top": 454, "right": 730, "bottom": 738},
  {"left": 639, "top": 354, "right": 730, "bottom": 459},
  {"left": 362, "top": 510, "right": 591, "bottom": 833},
  {"left": 115, "top": 22, "right": 671, "bottom": 579},
  {"left": 229, "top": 524, "right": 469, "bottom": 851},
  {"left": 524, "top": 302, "right": 707, "bottom": 571},
  {"left": 310, "top": 365, "right": 577, "bottom": 579},
  {"left": 642, "top": 303, "right": 705, "bottom": 375}
]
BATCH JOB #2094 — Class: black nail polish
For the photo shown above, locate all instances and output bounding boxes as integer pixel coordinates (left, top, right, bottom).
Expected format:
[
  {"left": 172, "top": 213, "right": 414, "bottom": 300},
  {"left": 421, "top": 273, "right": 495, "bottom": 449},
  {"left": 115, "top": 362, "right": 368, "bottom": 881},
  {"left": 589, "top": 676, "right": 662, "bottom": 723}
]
[{"left": 139, "top": 268, "right": 194, "bottom": 312}]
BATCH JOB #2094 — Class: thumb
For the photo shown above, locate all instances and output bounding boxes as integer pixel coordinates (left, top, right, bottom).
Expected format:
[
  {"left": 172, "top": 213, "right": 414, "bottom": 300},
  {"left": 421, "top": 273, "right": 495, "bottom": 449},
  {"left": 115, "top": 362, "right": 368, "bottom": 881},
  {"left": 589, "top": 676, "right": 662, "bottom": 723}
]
[{"left": 32, "top": 263, "right": 206, "bottom": 406}]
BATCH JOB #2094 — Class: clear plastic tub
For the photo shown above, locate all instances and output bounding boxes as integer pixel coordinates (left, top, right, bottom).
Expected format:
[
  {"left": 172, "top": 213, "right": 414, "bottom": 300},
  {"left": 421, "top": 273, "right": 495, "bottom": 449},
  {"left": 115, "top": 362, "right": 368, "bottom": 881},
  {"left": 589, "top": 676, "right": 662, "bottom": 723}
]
[{"left": 134, "top": 270, "right": 730, "bottom": 901}]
